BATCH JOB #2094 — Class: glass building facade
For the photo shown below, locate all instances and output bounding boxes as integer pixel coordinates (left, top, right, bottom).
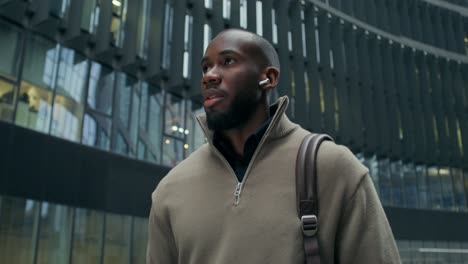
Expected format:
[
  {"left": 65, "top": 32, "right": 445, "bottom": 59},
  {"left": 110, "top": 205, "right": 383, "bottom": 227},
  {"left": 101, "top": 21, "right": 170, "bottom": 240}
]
[{"left": 0, "top": 0, "right": 467, "bottom": 263}]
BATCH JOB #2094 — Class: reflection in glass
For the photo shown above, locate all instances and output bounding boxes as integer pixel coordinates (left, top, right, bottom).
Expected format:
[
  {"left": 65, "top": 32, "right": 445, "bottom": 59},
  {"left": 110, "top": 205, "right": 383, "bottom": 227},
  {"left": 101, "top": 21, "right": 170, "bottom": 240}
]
[
  {"left": 15, "top": 82, "right": 53, "bottom": 133},
  {"left": 51, "top": 47, "right": 87, "bottom": 142},
  {"left": 164, "top": 93, "right": 185, "bottom": 138},
  {"left": 223, "top": 0, "right": 231, "bottom": 19},
  {"left": 367, "top": 155, "right": 379, "bottom": 194},
  {"left": 203, "top": 23, "right": 212, "bottom": 53},
  {"left": 0, "top": 78, "right": 15, "bottom": 122},
  {"left": 427, "top": 166, "right": 443, "bottom": 209},
  {"left": 183, "top": 14, "right": 193, "bottom": 79},
  {"left": 390, "top": 161, "right": 405, "bottom": 206},
  {"left": 110, "top": 0, "right": 126, "bottom": 47},
  {"left": 415, "top": 165, "right": 429, "bottom": 209},
  {"left": 137, "top": 0, "right": 151, "bottom": 59},
  {"left": 187, "top": 101, "right": 205, "bottom": 154},
  {"left": 82, "top": 113, "right": 111, "bottom": 151},
  {"left": 139, "top": 82, "right": 149, "bottom": 131},
  {"left": 403, "top": 163, "right": 418, "bottom": 208},
  {"left": 378, "top": 159, "right": 393, "bottom": 206},
  {"left": 439, "top": 167, "right": 455, "bottom": 209},
  {"left": 71, "top": 208, "right": 104, "bottom": 264},
  {"left": 81, "top": 0, "right": 99, "bottom": 32},
  {"left": 162, "top": 136, "right": 184, "bottom": 167},
  {"left": 0, "top": 196, "right": 39, "bottom": 264},
  {"left": 116, "top": 73, "right": 137, "bottom": 128},
  {"left": 114, "top": 132, "right": 129, "bottom": 156},
  {"left": 88, "top": 62, "right": 115, "bottom": 115},
  {"left": 240, "top": 0, "right": 247, "bottom": 29},
  {"left": 148, "top": 91, "right": 163, "bottom": 162},
  {"left": 22, "top": 36, "right": 58, "bottom": 90},
  {"left": 36, "top": 203, "right": 73, "bottom": 264},
  {"left": 103, "top": 213, "right": 131, "bottom": 264},
  {"left": 162, "top": 1, "right": 174, "bottom": 69},
  {"left": 0, "top": 20, "right": 21, "bottom": 77},
  {"left": 131, "top": 217, "right": 148, "bottom": 264}
]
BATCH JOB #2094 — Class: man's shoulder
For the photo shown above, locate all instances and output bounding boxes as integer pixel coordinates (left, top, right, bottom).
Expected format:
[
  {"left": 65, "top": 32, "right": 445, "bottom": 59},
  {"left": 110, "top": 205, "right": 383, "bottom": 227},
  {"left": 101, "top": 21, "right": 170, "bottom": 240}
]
[{"left": 316, "top": 140, "right": 369, "bottom": 198}]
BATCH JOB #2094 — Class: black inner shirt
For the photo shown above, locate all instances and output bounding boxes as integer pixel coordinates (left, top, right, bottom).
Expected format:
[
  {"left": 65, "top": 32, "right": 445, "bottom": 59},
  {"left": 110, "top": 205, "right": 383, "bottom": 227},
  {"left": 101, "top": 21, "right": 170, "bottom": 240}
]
[{"left": 213, "top": 116, "right": 273, "bottom": 182}]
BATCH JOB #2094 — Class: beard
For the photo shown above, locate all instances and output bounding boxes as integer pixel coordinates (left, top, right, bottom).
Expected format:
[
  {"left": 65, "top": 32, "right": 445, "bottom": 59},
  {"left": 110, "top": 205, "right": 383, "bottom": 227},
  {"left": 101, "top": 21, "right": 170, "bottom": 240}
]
[{"left": 206, "top": 88, "right": 259, "bottom": 131}]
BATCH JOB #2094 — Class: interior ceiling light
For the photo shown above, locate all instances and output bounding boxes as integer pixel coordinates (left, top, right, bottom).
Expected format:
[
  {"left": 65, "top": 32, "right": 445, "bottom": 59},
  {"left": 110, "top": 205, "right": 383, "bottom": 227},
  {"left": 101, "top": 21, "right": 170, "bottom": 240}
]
[{"left": 112, "top": 0, "right": 122, "bottom": 7}]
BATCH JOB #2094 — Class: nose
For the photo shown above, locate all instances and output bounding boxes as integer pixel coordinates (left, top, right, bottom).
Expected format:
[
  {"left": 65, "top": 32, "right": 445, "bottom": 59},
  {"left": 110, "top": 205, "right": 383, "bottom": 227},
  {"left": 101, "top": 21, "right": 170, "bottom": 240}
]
[{"left": 202, "top": 66, "right": 221, "bottom": 86}]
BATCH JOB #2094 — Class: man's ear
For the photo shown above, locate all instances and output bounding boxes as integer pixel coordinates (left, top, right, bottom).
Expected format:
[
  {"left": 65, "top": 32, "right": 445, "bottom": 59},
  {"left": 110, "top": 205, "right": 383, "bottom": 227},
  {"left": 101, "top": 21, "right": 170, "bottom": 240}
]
[{"left": 259, "top": 67, "right": 280, "bottom": 91}]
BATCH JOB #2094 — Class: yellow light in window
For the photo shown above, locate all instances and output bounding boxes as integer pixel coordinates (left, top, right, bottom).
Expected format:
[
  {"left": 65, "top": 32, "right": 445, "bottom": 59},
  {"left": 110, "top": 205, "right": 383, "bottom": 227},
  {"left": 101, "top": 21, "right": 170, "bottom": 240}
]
[
  {"left": 184, "top": 144, "right": 189, "bottom": 149},
  {"left": 171, "top": 126, "right": 178, "bottom": 131},
  {"left": 464, "top": 37, "right": 468, "bottom": 43},
  {"left": 185, "top": 129, "right": 189, "bottom": 135},
  {"left": 178, "top": 128, "right": 184, "bottom": 133},
  {"left": 112, "top": 0, "right": 121, "bottom": 7},
  {"left": 165, "top": 139, "right": 171, "bottom": 144}
]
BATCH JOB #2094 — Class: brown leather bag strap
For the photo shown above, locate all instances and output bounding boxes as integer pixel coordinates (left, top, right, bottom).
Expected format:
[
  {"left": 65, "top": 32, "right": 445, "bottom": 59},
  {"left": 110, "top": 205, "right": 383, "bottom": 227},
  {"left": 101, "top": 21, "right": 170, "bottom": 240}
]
[{"left": 296, "top": 133, "right": 333, "bottom": 264}]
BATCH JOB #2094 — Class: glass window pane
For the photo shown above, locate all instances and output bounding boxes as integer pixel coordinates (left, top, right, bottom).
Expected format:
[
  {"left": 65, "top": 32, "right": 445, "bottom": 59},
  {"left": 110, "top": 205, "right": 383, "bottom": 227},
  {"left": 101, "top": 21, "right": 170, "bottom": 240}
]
[
  {"left": 416, "top": 165, "right": 430, "bottom": 209},
  {"left": 116, "top": 73, "right": 137, "bottom": 128},
  {"left": 36, "top": 202, "right": 73, "bottom": 264},
  {"left": 139, "top": 82, "right": 149, "bottom": 131},
  {"left": 22, "top": 36, "right": 58, "bottom": 90},
  {"left": 162, "top": 136, "right": 184, "bottom": 167},
  {"left": 103, "top": 213, "right": 131, "bottom": 264},
  {"left": 164, "top": 93, "right": 185, "bottom": 138},
  {"left": 81, "top": 0, "right": 98, "bottom": 32},
  {"left": 223, "top": 0, "right": 231, "bottom": 19},
  {"left": 87, "top": 62, "right": 115, "bottom": 115},
  {"left": 129, "top": 85, "right": 140, "bottom": 149},
  {"left": 390, "top": 161, "right": 405, "bottom": 207},
  {"left": 82, "top": 113, "right": 111, "bottom": 151},
  {"left": 378, "top": 159, "right": 393, "bottom": 206},
  {"left": 403, "top": 163, "right": 419, "bottom": 208},
  {"left": 162, "top": 2, "right": 174, "bottom": 69},
  {"left": 0, "top": 20, "right": 21, "bottom": 78},
  {"left": 114, "top": 131, "right": 129, "bottom": 156},
  {"left": 51, "top": 47, "right": 87, "bottom": 142},
  {"left": 71, "top": 208, "right": 104, "bottom": 264},
  {"left": 137, "top": 139, "right": 146, "bottom": 160},
  {"left": 148, "top": 91, "right": 163, "bottom": 161},
  {"left": 428, "top": 166, "right": 443, "bottom": 209},
  {"left": 187, "top": 101, "right": 205, "bottom": 154},
  {"left": 439, "top": 167, "right": 455, "bottom": 209},
  {"left": 131, "top": 217, "right": 148, "bottom": 263},
  {"left": 0, "top": 78, "right": 15, "bottom": 122},
  {"left": 0, "top": 196, "right": 40, "bottom": 264},
  {"left": 367, "top": 155, "right": 379, "bottom": 194},
  {"left": 137, "top": 0, "right": 151, "bottom": 59},
  {"left": 240, "top": 0, "right": 247, "bottom": 29},
  {"left": 451, "top": 168, "right": 467, "bottom": 210},
  {"left": 15, "top": 82, "right": 53, "bottom": 133}
]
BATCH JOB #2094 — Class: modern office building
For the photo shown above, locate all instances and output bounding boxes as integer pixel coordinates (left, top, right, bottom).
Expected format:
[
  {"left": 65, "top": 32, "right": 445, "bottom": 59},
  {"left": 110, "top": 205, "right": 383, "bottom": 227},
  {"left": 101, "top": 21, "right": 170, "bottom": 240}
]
[{"left": 0, "top": 0, "right": 467, "bottom": 263}]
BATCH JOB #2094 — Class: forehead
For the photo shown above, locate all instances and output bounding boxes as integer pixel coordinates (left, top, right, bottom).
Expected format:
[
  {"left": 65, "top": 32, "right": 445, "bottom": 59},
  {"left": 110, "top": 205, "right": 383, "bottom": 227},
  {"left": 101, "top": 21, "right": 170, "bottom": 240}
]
[{"left": 204, "top": 31, "right": 256, "bottom": 57}]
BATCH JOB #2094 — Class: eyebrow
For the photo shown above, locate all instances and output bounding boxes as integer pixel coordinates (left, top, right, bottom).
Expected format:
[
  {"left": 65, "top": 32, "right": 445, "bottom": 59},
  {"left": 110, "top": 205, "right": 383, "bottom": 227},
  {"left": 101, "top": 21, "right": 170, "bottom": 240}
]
[{"left": 200, "top": 49, "right": 239, "bottom": 65}]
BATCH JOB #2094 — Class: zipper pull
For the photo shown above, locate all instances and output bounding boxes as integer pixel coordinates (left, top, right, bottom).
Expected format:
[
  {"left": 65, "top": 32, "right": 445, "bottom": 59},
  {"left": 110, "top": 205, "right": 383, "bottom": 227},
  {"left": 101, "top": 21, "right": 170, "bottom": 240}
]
[{"left": 234, "top": 182, "right": 242, "bottom": 205}]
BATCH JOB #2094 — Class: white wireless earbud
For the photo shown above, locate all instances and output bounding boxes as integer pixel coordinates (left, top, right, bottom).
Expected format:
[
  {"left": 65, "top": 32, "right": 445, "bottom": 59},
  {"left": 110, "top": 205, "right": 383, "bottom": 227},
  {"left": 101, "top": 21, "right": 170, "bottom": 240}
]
[{"left": 259, "top": 78, "right": 270, "bottom": 86}]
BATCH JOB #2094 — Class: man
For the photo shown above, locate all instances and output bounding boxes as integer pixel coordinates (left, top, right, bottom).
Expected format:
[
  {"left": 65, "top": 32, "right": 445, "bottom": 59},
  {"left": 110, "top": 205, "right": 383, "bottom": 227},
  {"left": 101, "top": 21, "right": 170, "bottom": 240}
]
[{"left": 147, "top": 29, "right": 400, "bottom": 263}]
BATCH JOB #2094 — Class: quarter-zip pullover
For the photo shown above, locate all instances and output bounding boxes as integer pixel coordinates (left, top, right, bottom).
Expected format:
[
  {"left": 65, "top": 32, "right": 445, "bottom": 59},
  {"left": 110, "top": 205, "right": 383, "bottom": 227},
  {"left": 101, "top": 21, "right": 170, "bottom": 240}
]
[{"left": 147, "top": 96, "right": 400, "bottom": 264}]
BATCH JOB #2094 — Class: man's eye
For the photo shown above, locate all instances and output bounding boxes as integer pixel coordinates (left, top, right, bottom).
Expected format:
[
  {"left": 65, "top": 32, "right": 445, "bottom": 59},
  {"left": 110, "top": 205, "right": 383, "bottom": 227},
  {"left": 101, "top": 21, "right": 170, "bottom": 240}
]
[
  {"left": 223, "top": 58, "right": 235, "bottom": 65},
  {"left": 202, "top": 65, "right": 209, "bottom": 73}
]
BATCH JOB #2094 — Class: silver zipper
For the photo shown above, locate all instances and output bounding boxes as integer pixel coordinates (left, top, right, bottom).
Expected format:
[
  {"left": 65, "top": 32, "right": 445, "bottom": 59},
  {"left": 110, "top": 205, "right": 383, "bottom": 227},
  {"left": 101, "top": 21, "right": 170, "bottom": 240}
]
[{"left": 234, "top": 182, "right": 242, "bottom": 205}]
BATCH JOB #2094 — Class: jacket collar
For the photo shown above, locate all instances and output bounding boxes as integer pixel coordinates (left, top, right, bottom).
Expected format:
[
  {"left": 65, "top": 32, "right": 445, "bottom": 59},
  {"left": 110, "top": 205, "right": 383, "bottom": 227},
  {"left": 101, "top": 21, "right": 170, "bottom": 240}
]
[{"left": 195, "top": 96, "right": 299, "bottom": 146}]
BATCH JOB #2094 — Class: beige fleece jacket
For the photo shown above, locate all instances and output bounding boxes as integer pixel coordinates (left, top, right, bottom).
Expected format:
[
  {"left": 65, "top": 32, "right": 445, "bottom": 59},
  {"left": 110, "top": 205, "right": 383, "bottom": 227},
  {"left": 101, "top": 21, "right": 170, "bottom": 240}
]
[{"left": 147, "top": 96, "right": 401, "bottom": 264}]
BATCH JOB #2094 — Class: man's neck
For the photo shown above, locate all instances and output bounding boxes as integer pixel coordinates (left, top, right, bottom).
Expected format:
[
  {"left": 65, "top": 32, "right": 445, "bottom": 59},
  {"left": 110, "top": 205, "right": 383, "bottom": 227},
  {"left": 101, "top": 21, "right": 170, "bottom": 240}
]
[{"left": 220, "top": 106, "right": 270, "bottom": 156}]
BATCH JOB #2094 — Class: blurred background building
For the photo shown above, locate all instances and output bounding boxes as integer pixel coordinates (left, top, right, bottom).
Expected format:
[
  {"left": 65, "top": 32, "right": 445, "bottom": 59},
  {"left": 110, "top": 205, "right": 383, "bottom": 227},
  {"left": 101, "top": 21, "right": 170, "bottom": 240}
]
[{"left": 0, "top": 0, "right": 467, "bottom": 263}]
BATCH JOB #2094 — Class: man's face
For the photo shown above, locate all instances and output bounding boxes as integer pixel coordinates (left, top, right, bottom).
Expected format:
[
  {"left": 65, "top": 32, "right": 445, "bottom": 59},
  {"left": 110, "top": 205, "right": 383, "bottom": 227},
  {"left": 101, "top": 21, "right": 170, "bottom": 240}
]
[{"left": 200, "top": 31, "right": 262, "bottom": 131}]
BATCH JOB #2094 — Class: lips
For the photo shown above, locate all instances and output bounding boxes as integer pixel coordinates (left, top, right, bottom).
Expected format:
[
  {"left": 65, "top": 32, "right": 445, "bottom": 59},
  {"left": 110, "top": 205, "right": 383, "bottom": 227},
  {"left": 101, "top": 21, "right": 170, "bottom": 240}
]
[{"left": 202, "top": 89, "right": 225, "bottom": 108}]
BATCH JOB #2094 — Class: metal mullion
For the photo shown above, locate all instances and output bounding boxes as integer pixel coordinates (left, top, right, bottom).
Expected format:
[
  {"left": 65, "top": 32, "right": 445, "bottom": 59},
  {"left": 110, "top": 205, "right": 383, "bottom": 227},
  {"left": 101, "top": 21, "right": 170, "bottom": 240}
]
[
  {"left": 406, "top": 50, "right": 425, "bottom": 163},
  {"left": 290, "top": 1, "right": 308, "bottom": 128},
  {"left": 94, "top": 0, "right": 112, "bottom": 54},
  {"left": 11, "top": 25, "right": 27, "bottom": 125},
  {"left": 273, "top": 1, "right": 292, "bottom": 111},
  {"left": 382, "top": 43, "right": 401, "bottom": 159},
  {"left": 317, "top": 9, "right": 336, "bottom": 135},
  {"left": 368, "top": 36, "right": 389, "bottom": 157},
  {"left": 246, "top": 0, "right": 256, "bottom": 32},
  {"left": 168, "top": 0, "right": 186, "bottom": 91},
  {"left": 145, "top": 0, "right": 165, "bottom": 79},
  {"left": 304, "top": 4, "right": 322, "bottom": 132},
  {"left": 68, "top": 208, "right": 76, "bottom": 264},
  {"left": 357, "top": 31, "right": 377, "bottom": 154},
  {"left": 188, "top": 0, "right": 204, "bottom": 98},
  {"left": 418, "top": 54, "right": 437, "bottom": 164},
  {"left": 453, "top": 13, "right": 465, "bottom": 54},
  {"left": 330, "top": 20, "right": 348, "bottom": 142},
  {"left": 399, "top": 0, "right": 411, "bottom": 38},
  {"left": 120, "top": 0, "right": 140, "bottom": 67},
  {"left": 421, "top": 3, "right": 435, "bottom": 46},
  {"left": 395, "top": 46, "right": 414, "bottom": 161},
  {"left": 261, "top": 0, "right": 273, "bottom": 43},
  {"left": 230, "top": 0, "right": 240, "bottom": 27},
  {"left": 343, "top": 25, "right": 363, "bottom": 149},
  {"left": 211, "top": 0, "right": 224, "bottom": 35},
  {"left": 443, "top": 62, "right": 462, "bottom": 164},
  {"left": 99, "top": 213, "right": 107, "bottom": 264},
  {"left": 429, "top": 59, "right": 449, "bottom": 164}
]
